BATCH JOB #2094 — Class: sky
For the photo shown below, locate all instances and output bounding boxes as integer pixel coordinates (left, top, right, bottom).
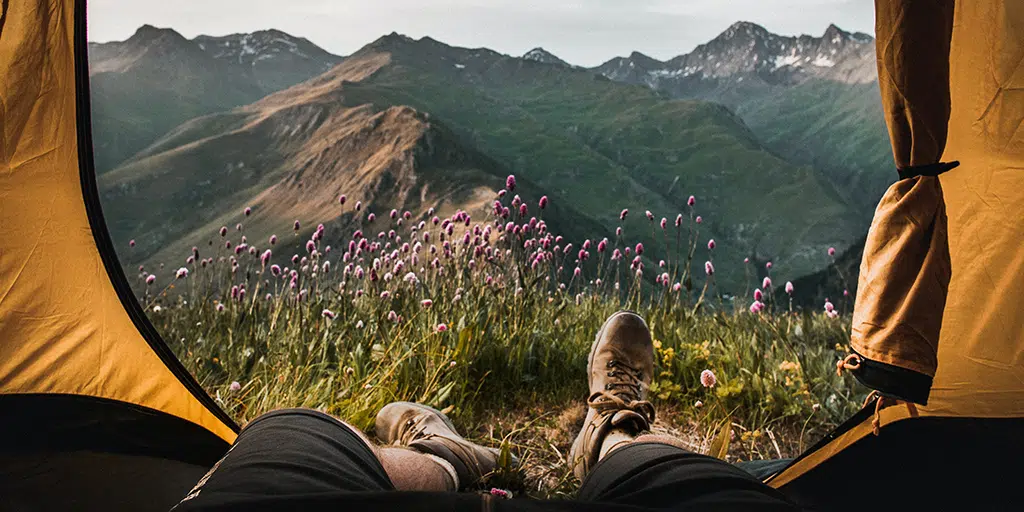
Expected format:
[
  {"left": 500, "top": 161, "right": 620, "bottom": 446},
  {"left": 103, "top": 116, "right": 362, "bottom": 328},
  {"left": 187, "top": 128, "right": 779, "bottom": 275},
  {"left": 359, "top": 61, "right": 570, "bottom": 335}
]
[{"left": 87, "top": 0, "right": 874, "bottom": 67}]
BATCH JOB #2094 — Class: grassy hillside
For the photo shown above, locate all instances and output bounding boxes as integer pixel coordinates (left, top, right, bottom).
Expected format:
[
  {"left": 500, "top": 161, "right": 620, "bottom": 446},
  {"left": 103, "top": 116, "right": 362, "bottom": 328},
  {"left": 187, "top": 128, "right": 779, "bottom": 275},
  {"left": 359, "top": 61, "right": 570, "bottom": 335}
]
[{"left": 138, "top": 194, "right": 865, "bottom": 497}]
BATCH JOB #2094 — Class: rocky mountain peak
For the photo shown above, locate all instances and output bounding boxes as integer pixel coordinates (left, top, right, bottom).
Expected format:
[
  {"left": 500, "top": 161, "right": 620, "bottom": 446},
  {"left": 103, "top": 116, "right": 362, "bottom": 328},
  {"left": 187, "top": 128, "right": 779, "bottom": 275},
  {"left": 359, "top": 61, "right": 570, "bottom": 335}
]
[
  {"left": 594, "top": 22, "right": 876, "bottom": 89},
  {"left": 719, "top": 21, "right": 773, "bottom": 43},
  {"left": 522, "top": 47, "right": 568, "bottom": 66},
  {"left": 193, "top": 29, "right": 343, "bottom": 70},
  {"left": 123, "top": 24, "right": 192, "bottom": 50}
]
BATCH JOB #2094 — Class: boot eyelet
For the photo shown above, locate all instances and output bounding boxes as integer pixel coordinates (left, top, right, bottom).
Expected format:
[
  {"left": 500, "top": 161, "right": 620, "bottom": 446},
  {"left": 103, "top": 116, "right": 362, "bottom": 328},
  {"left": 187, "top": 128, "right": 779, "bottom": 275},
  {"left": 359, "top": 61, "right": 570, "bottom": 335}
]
[
  {"left": 605, "top": 383, "right": 612, "bottom": 390},
  {"left": 607, "top": 361, "right": 615, "bottom": 368},
  {"left": 607, "top": 371, "right": 615, "bottom": 377}
]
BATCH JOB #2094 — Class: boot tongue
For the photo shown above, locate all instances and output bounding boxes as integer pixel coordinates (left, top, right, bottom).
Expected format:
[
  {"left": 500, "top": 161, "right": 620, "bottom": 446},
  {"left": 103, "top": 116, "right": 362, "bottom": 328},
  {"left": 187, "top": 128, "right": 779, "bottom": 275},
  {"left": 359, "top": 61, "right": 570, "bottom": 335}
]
[{"left": 609, "top": 409, "right": 650, "bottom": 433}]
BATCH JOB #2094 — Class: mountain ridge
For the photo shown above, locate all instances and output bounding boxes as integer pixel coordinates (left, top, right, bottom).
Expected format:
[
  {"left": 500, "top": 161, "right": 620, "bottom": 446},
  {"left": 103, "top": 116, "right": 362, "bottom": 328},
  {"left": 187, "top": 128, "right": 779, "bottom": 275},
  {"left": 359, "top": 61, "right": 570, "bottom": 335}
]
[
  {"left": 88, "top": 25, "right": 343, "bottom": 172},
  {"left": 101, "top": 29, "right": 862, "bottom": 292}
]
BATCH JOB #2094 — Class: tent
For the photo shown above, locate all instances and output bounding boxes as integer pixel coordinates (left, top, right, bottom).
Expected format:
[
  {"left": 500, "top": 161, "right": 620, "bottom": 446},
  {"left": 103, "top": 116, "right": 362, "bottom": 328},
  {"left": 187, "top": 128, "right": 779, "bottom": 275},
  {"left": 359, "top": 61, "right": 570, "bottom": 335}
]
[
  {"left": 1, "top": 1, "right": 238, "bottom": 510},
  {"left": 1, "top": 0, "right": 1021, "bottom": 510}
]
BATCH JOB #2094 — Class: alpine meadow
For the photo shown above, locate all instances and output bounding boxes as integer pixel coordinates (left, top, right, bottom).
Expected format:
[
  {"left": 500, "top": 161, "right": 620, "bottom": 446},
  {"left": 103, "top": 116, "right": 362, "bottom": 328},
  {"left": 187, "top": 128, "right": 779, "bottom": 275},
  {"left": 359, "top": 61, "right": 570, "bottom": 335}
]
[{"left": 93, "top": 20, "right": 889, "bottom": 496}]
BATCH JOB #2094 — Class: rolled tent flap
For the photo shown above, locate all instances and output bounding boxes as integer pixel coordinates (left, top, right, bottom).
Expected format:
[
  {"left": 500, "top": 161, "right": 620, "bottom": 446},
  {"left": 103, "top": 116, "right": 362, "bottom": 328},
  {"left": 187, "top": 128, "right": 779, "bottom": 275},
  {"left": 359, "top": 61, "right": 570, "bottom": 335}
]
[{"left": 841, "top": 0, "right": 957, "bottom": 405}]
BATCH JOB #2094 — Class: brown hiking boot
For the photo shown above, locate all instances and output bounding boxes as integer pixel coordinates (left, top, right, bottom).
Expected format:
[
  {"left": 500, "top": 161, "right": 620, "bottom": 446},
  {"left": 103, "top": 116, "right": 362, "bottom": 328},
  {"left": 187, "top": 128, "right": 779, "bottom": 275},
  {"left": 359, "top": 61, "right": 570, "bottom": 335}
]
[
  {"left": 375, "top": 402, "right": 505, "bottom": 490},
  {"left": 569, "top": 311, "right": 656, "bottom": 480}
]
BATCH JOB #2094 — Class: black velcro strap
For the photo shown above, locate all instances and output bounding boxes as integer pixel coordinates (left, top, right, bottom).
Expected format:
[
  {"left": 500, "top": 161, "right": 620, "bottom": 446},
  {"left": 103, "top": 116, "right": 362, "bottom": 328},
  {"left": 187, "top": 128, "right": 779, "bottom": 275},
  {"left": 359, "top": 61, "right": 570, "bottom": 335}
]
[
  {"left": 848, "top": 350, "right": 932, "bottom": 405},
  {"left": 897, "top": 161, "right": 960, "bottom": 180}
]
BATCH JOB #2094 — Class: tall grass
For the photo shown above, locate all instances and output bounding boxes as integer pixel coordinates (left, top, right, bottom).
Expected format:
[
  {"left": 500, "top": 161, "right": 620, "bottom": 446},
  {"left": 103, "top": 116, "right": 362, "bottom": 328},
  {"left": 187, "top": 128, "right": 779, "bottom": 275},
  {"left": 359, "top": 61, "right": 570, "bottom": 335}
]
[{"left": 139, "top": 180, "right": 864, "bottom": 495}]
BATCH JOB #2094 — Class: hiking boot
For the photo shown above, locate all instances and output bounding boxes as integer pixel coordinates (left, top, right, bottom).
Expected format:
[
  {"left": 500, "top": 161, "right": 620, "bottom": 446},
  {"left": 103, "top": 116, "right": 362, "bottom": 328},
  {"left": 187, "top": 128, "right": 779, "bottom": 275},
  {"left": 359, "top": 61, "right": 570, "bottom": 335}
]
[
  {"left": 569, "top": 311, "right": 656, "bottom": 480},
  {"left": 376, "top": 402, "right": 505, "bottom": 490}
]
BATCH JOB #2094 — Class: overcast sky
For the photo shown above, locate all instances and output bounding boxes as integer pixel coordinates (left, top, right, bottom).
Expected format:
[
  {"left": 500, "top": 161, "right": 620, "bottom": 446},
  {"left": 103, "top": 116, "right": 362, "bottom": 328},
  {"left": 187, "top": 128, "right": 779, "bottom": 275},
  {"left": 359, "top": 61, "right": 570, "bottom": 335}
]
[{"left": 87, "top": 0, "right": 874, "bottom": 67}]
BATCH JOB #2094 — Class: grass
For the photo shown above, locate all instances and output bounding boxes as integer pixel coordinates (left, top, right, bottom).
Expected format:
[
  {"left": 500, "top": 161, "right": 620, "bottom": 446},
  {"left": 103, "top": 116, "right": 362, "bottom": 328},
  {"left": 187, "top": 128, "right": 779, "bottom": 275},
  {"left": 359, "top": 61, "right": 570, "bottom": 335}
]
[{"left": 139, "top": 184, "right": 865, "bottom": 498}]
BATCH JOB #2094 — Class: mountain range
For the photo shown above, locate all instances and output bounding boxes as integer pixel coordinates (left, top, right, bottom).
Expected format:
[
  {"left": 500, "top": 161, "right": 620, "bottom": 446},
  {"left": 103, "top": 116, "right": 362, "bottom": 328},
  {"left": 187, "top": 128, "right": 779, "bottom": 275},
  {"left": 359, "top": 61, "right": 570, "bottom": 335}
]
[{"left": 92, "top": 22, "right": 891, "bottom": 295}]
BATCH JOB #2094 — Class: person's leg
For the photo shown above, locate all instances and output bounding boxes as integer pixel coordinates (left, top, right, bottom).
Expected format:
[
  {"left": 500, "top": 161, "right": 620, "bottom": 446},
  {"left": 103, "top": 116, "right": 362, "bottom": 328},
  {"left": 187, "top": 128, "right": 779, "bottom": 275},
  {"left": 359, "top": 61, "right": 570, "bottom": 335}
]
[
  {"left": 375, "top": 401, "right": 513, "bottom": 491},
  {"left": 578, "top": 440, "right": 797, "bottom": 510},
  {"left": 172, "top": 408, "right": 458, "bottom": 511},
  {"left": 569, "top": 311, "right": 798, "bottom": 510}
]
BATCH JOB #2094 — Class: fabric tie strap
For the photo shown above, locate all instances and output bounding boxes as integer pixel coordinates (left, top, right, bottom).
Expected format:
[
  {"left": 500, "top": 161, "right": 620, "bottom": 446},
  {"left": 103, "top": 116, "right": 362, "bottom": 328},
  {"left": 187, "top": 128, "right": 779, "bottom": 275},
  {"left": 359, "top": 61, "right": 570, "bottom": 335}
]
[{"left": 897, "top": 161, "right": 960, "bottom": 180}]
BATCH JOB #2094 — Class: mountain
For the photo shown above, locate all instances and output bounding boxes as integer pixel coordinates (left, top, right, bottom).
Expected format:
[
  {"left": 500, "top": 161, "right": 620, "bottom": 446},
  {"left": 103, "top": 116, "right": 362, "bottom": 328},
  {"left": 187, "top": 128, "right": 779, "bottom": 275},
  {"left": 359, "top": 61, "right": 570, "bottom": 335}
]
[
  {"left": 193, "top": 29, "right": 344, "bottom": 91},
  {"left": 593, "top": 22, "right": 892, "bottom": 215},
  {"left": 101, "top": 32, "right": 861, "bottom": 292},
  {"left": 522, "top": 48, "right": 570, "bottom": 67},
  {"left": 88, "top": 25, "right": 343, "bottom": 172}
]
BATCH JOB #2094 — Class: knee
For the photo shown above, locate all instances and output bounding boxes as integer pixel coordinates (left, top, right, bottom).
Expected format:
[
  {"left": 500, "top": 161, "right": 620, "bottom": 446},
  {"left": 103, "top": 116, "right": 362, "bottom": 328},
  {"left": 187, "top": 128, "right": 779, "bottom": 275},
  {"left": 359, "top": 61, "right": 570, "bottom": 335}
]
[{"left": 631, "top": 434, "right": 692, "bottom": 452}]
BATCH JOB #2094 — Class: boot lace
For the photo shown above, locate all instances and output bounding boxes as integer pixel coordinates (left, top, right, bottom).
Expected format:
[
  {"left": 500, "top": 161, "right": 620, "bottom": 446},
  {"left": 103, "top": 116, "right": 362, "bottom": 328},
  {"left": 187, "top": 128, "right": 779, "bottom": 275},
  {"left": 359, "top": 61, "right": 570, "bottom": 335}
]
[{"left": 588, "top": 360, "right": 655, "bottom": 422}]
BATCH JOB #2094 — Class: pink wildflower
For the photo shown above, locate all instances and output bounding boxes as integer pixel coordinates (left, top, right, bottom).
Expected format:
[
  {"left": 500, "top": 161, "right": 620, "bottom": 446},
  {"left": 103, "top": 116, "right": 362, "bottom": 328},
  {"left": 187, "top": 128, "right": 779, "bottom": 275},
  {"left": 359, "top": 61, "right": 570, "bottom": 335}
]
[
  {"left": 216, "top": 303, "right": 225, "bottom": 312},
  {"left": 229, "top": 381, "right": 241, "bottom": 392},
  {"left": 175, "top": 267, "right": 189, "bottom": 279},
  {"left": 707, "top": 239, "right": 716, "bottom": 250},
  {"left": 356, "top": 201, "right": 362, "bottom": 211},
  {"left": 660, "top": 218, "right": 667, "bottom": 229},
  {"left": 828, "top": 247, "right": 836, "bottom": 257},
  {"left": 269, "top": 235, "right": 278, "bottom": 245},
  {"left": 220, "top": 226, "right": 228, "bottom": 237},
  {"left": 785, "top": 281, "right": 794, "bottom": 295},
  {"left": 339, "top": 194, "right": 347, "bottom": 205},
  {"left": 635, "top": 243, "right": 644, "bottom": 255},
  {"left": 765, "top": 261, "right": 773, "bottom": 270},
  {"left": 762, "top": 277, "right": 772, "bottom": 289},
  {"left": 695, "top": 216, "right": 703, "bottom": 224},
  {"left": 700, "top": 369, "right": 717, "bottom": 388},
  {"left": 506, "top": 174, "right": 516, "bottom": 191},
  {"left": 436, "top": 324, "right": 448, "bottom": 333},
  {"left": 754, "top": 289, "right": 764, "bottom": 301},
  {"left": 538, "top": 196, "right": 548, "bottom": 209},
  {"left": 645, "top": 210, "right": 654, "bottom": 221},
  {"left": 322, "top": 309, "right": 336, "bottom": 320},
  {"left": 145, "top": 275, "right": 156, "bottom": 285},
  {"left": 260, "top": 250, "right": 272, "bottom": 268},
  {"left": 305, "top": 240, "right": 316, "bottom": 254},
  {"left": 824, "top": 300, "right": 835, "bottom": 313},
  {"left": 421, "top": 299, "right": 433, "bottom": 308},
  {"left": 675, "top": 214, "right": 683, "bottom": 227},
  {"left": 705, "top": 261, "right": 714, "bottom": 276},
  {"left": 244, "top": 207, "right": 252, "bottom": 216},
  {"left": 368, "top": 213, "right": 376, "bottom": 222},
  {"left": 270, "top": 264, "right": 282, "bottom": 276},
  {"left": 673, "top": 282, "right": 682, "bottom": 292},
  {"left": 129, "top": 239, "right": 136, "bottom": 248},
  {"left": 387, "top": 310, "right": 399, "bottom": 322},
  {"left": 293, "top": 220, "right": 301, "bottom": 231},
  {"left": 620, "top": 209, "right": 629, "bottom": 221}
]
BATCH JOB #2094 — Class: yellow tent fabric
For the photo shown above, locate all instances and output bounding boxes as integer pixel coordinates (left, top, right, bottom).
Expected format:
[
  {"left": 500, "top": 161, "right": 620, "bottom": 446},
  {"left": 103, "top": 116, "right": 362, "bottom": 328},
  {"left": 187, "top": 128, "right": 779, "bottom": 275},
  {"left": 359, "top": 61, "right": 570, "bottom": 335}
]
[
  {"left": 0, "top": 0, "right": 236, "bottom": 444},
  {"left": 928, "top": 0, "right": 1024, "bottom": 418},
  {"left": 771, "top": 0, "right": 1024, "bottom": 493}
]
